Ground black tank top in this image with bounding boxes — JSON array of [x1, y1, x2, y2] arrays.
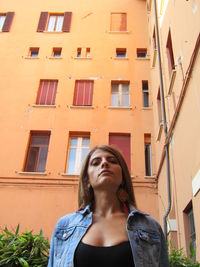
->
[[74, 241, 135, 267]]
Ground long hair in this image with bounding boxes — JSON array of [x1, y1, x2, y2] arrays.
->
[[78, 145, 135, 209]]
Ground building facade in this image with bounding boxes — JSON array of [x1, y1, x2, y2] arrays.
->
[[0, 0, 157, 239], [148, 0, 200, 260]]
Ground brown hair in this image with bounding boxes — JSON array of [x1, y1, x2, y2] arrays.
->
[[78, 145, 135, 209]]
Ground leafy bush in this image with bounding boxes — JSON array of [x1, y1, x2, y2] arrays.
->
[[169, 245, 200, 267], [0, 225, 49, 267]]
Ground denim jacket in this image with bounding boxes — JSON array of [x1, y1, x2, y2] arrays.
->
[[48, 205, 169, 267]]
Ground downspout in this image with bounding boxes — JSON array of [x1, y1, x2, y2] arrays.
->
[[153, 0, 171, 239]]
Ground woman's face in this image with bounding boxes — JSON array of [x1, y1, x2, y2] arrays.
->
[[87, 149, 123, 191]]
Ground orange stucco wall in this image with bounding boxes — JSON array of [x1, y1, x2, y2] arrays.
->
[[0, 0, 158, 239]]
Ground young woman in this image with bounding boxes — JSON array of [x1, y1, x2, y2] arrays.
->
[[48, 145, 169, 267]]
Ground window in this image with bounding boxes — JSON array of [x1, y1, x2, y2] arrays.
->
[[157, 88, 162, 124], [67, 136, 90, 174], [166, 29, 175, 77], [37, 12, 72, 32], [142, 81, 149, 107], [0, 12, 14, 32], [184, 203, 196, 260], [24, 132, 50, 172], [116, 48, 126, 58], [111, 81, 130, 107], [52, 47, 62, 57], [77, 48, 82, 58], [86, 48, 90, 58], [109, 133, 131, 170], [73, 80, 94, 106], [144, 134, 152, 176], [137, 48, 147, 58], [110, 13, 127, 31], [36, 80, 58, 105], [76, 47, 90, 58], [29, 48, 39, 58]]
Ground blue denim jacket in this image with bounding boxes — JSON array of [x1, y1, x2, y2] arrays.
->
[[48, 205, 169, 267]]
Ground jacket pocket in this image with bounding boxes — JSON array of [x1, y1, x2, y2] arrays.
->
[[54, 226, 76, 259], [137, 229, 161, 266]]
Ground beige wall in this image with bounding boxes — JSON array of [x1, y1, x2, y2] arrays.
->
[[149, 0, 200, 260]]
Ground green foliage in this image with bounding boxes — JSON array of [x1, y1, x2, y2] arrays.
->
[[0, 225, 50, 267], [169, 244, 200, 267]]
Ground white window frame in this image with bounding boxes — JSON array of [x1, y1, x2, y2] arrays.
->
[[111, 82, 130, 107], [0, 15, 6, 31], [67, 137, 90, 174]]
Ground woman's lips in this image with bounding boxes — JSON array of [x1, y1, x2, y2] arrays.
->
[[99, 170, 113, 176]]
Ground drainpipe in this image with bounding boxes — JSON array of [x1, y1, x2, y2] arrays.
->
[[153, 0, 171, 239]]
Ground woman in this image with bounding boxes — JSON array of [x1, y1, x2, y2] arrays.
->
[[48, 145, 169, 267]]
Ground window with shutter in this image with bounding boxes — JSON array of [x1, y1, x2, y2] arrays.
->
[[24, 132, 50, 172], [109, 133, 131, 170], [37, 12, 72, 32], [110, 13, 127, 31], [73, 80, 94, 106], [0, 12, 14, 32], [36, 80, 58, 105], [66, 136, 90, 174]]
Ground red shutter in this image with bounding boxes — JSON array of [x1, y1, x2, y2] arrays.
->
[[62, 12, 72, 32], [84, 81, 93, 105], [46, 80, 58, 105], [109, 134, 131, 170], [36, 80, 58, 105], [37, 12, 48, 32], [2, 12, 14, 32], [73, 80, 93, 106]]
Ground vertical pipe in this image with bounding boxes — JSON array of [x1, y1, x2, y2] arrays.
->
[[153, 0, 171, 239]]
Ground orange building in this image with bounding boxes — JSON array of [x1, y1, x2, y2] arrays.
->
[[148, 0, 200, 261], [0, 0, 157, 240]]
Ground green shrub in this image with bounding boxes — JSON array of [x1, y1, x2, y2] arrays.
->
[[0, 225, 49, 267], [169, 245, 200, 267]]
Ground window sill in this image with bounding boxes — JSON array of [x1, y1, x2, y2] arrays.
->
[[144, 175, 156, 179], [108, 106, 132, 110], [32, 104, 56, 108], [168, 69, 176, 95], [61, 173, 79, 177], [24, 56, 39, 59], [18, 171, 47, 176], [73, 57, 92, 60], [48, 57, 63, 60], [113, 57, 129, 60], [136, 57, 150, 61], [142, 107, 152, 110], [157, 122, 163, 141], [107, 30, 130, 34], [70, 105, 94, 109], [42, 31, 64, 34]]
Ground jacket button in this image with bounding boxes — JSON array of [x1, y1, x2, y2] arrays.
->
[[136, 237, 139, 244]]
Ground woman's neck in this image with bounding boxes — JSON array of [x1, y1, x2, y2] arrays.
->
[[92, 191, 123, 218]]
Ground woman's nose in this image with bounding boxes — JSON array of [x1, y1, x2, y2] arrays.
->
[[101, 158, 109, 168]]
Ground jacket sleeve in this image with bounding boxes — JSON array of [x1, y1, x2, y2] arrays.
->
[[159, 226, 170, 267], [48, 226, 57, 267]]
